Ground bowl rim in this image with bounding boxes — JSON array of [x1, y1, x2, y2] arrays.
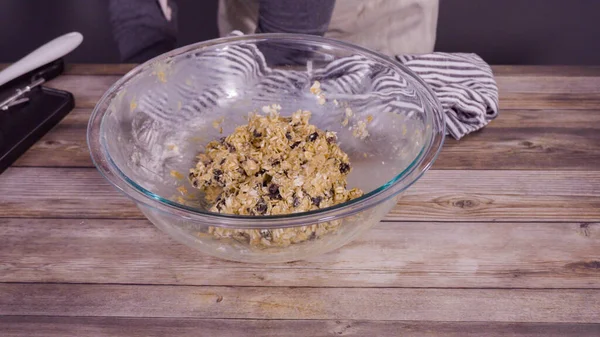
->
[[87, 33, 445, 228]]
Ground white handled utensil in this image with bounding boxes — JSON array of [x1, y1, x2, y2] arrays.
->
[[0, 32, 83, 110], [0, 32, 83, 87]]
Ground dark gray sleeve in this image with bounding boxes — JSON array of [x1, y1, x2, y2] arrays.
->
[[256, 0, 336, 36], [108, 0, 178, 62]]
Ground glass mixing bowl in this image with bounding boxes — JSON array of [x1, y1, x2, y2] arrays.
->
[[88, 33, 444, 263]]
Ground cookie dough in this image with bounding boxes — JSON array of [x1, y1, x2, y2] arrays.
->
[[188, 104, 363, 247]]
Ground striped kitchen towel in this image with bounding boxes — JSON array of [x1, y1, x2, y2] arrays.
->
[[137, 32, 498, 141], [396, 53, 498, 139], [230, 29, 500, 139]]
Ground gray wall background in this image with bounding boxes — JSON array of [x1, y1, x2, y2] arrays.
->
[[1, 0, 598, 65]]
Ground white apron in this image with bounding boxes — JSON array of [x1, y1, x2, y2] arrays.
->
[[217, 0, 439, 55]]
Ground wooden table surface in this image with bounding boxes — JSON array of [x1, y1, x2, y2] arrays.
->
[[1, 65, 599, 336]]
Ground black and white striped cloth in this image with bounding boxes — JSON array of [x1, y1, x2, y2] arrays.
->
[[138, 32, 498, 140], [396, 53, 498, 139]]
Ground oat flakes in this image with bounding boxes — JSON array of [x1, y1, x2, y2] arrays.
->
[[189, 105, 363, 248]]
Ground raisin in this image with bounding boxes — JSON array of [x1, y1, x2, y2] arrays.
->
[[311, 196, 323, 207], [225, 142, 236, 153], [219, 137, 226, 144], [290, 141, 301, 149], [253, 130, 262, 138], [255, 198, 268, 215], [292, 196, 300, 207], [263, 174, 273, 187], [285, 132, 292, 140], [268, 183, 282, 200], [307, 132, 318, 142], [324, 130, 337, 143], [268, 183, 279, 194], [219, 158, 226, 165], [339, 162, 350, 174], [213, 169, 224, 184], [192, 180, 198, 188], [215, 195, 225, 211], [271, 159, 280, 166]]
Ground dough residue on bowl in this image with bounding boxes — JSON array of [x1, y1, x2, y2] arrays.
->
[[188, 104, 363, 248]]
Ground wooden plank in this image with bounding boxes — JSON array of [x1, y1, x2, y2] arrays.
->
[[2, 64, 598, 77], [2, 317, 599, 337], [1, 219, 598, 288], [43, 71, 600, 109], [11, 108, 600, 170], [0, 284, 598, 322], [0, 168, 141, 219], [64, 64, 138, 76], [59, 64, 600, 77], [495, 68, 600, 109], [499, 93, 600, 110], [497, 77, 600, 94], [13, 109, 91, 167], [436, 126, 600, 170], [487, 109, 600, 129], [45, 75, 120, 109], [51, 71, 600, 98], [53, 66, 600, 115], [0, 64, 130, 76], [31, 107, 600, 132], [388, 170, 600, 222], [491, 65, 600, 77], [1, 168, 599, 221]]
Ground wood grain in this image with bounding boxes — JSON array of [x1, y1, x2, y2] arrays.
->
[[1, 284, 598, 322], [1, 64, 597, 110], [487, 109, 600, 129], [491, 66, 600, 77], [43, 70, 600, 109], [13, 109, 91, 167], [64, 64, 138, 76], [499, 93, 600, 110], [45, 75, 120, 109], [1, 168, 598, 221], [2, 66, 600, 333], [54, 64, 600, 77], [11, 108, 600, 170], [497, 76, 600, 95], [493, 68, 600, 109], [437, 126, 600, 170], [0, 219, 598, 288], [0, 168, 142, 219], [0, 64, 134, 75], [2, 316, 599, 337]]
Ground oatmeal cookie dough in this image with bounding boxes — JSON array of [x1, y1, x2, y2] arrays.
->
[[188, 104, 363, 247]]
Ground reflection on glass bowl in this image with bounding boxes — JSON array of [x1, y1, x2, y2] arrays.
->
[[87, 33, 444, 263]]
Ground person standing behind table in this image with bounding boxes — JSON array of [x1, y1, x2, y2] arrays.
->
[[108, 0, 438, 62], [109, 0, 335, 62]]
